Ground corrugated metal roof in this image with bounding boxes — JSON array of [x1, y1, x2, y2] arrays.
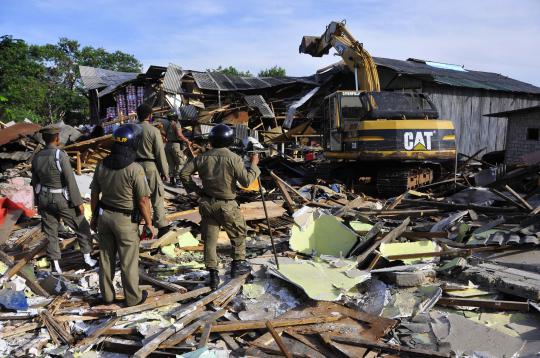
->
[[163, 63, 185, 94], [485, 105, 540, 118], [79, 65, 139, 91], [373, 57, 540, 94], [244, 95, 275, 118], [191, 71, 320, 91]]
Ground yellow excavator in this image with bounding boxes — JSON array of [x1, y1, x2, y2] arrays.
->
[[300, 21, 456, 195]]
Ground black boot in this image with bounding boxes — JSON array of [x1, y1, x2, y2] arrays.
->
[[208, 269, 220, 290], [170, 177, 177, 186], [231, 260, 251, 278], [157, 225, 171, 238]]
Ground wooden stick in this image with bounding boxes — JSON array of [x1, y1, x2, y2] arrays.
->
[[139, 271, 187, 293], [266, 320, 293, 358], [160, 309, 226, 349]]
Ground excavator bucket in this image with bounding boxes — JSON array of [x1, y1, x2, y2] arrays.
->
[[299, 36, 326, 57]]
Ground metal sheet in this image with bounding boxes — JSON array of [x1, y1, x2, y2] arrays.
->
[[283, 87, 320, 129], [79, 65, 139, 91], [163, 63, 185, 94], [0, 123, 41, 146], [244, 95, 275, 118]]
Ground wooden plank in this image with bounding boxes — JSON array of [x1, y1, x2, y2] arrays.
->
[[160, 309, 226, 349], [504, 185, 534, 211], [329, 335, 451, 358], [75, 317, 120, 348], [170, 274, 248, 320], [197, 323, 212, 349], [239, 201, 286, 221], [266, 320, 293, 358], [2, 239, 47, 281], [437, 297, 529, 311], [41, 310, 74, 345], [356, 218, 410, 265], [0, 322, 43, 338], [114, 287, 210, 317], [209, 315, 342, 333], [131, 307, 205, 357], [139, 271, 187, 293]]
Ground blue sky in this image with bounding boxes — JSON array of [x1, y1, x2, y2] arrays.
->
[[1, 0, 540, 85]]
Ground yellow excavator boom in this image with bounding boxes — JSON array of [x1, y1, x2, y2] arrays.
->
[[299, 21, 380, 92]]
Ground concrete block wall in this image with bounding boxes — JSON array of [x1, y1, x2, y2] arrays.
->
[[505, 111, 540, 164]]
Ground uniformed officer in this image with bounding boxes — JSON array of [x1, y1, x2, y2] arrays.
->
[[165, 114, 191, 186], [90, 124, 153, 306], [179, 124, 260, 289], [135, 104, 170, 237], [31, 126, 97, 273]]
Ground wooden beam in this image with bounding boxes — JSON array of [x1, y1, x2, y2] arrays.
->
[[266, 320, 293, 358]]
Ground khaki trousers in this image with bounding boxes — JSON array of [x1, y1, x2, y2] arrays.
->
[[38, 191, 93, 260], [97, 209, 141, 306], [139, 161, 168, 228], [199, 197, 246, 270]]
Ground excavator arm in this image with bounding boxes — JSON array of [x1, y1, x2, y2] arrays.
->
[[300, 21, 380, 92]]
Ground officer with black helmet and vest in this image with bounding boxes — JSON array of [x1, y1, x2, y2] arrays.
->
[[179, 124, 260, 290], [31, 125, 97, 273], [90, 124, 153, 306]]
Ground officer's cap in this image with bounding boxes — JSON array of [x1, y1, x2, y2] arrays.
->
[[40, 126, 61, 135]]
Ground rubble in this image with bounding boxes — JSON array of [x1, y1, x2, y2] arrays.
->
[[1, 62, 540, 358]]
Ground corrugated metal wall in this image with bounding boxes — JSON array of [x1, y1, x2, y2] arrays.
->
[[422, 85, 540, 156]]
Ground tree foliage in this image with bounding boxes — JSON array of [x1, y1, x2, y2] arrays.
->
[[0, 35, 142, 124], [258, 66, 286, 77], [209, 65, 252, 77]]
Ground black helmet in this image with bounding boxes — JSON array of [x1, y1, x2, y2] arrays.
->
[[208, 124, 234, 148], [113, 123, 142, 150]]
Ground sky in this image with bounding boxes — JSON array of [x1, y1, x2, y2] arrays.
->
[[1, 0, 540, 86]]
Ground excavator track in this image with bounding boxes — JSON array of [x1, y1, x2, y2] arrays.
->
[[376, 166, 433, 197]]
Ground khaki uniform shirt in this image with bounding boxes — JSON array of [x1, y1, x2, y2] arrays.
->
[[136, 120, 168, 176], [90, 162, 150, 211], [31, 144, 83, 207], [166, 121, 181, 142], [179, 147, 260, 200]]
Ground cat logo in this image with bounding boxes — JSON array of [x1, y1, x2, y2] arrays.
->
[[404, 131, 434, 151]]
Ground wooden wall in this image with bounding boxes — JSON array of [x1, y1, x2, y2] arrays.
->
[[422, 85, 540, 156]]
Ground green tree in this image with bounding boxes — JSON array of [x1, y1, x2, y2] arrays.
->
[[0, 36, 47, 122], [258, 66, 286, 77], [209, 65, 252, 77], [0, 35, 142, 124]]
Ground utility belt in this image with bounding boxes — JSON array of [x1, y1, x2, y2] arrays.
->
[[99, 201, 141, 223], [35, 185, 70, 201], [135, 158, 155, 163], [202, 194, 236, 202]]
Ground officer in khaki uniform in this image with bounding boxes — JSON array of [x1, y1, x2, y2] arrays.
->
[[90, 124, 154, 306], [135, 104, 170, 237], [31, 126, 96, 273], [165, 114, 191, 186], [180, 124, 260, 289]]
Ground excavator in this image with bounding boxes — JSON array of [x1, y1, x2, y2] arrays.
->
[[299, 21, 456, 195]]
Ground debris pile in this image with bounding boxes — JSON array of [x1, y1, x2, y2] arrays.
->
[[1, 125, 540, 358]]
